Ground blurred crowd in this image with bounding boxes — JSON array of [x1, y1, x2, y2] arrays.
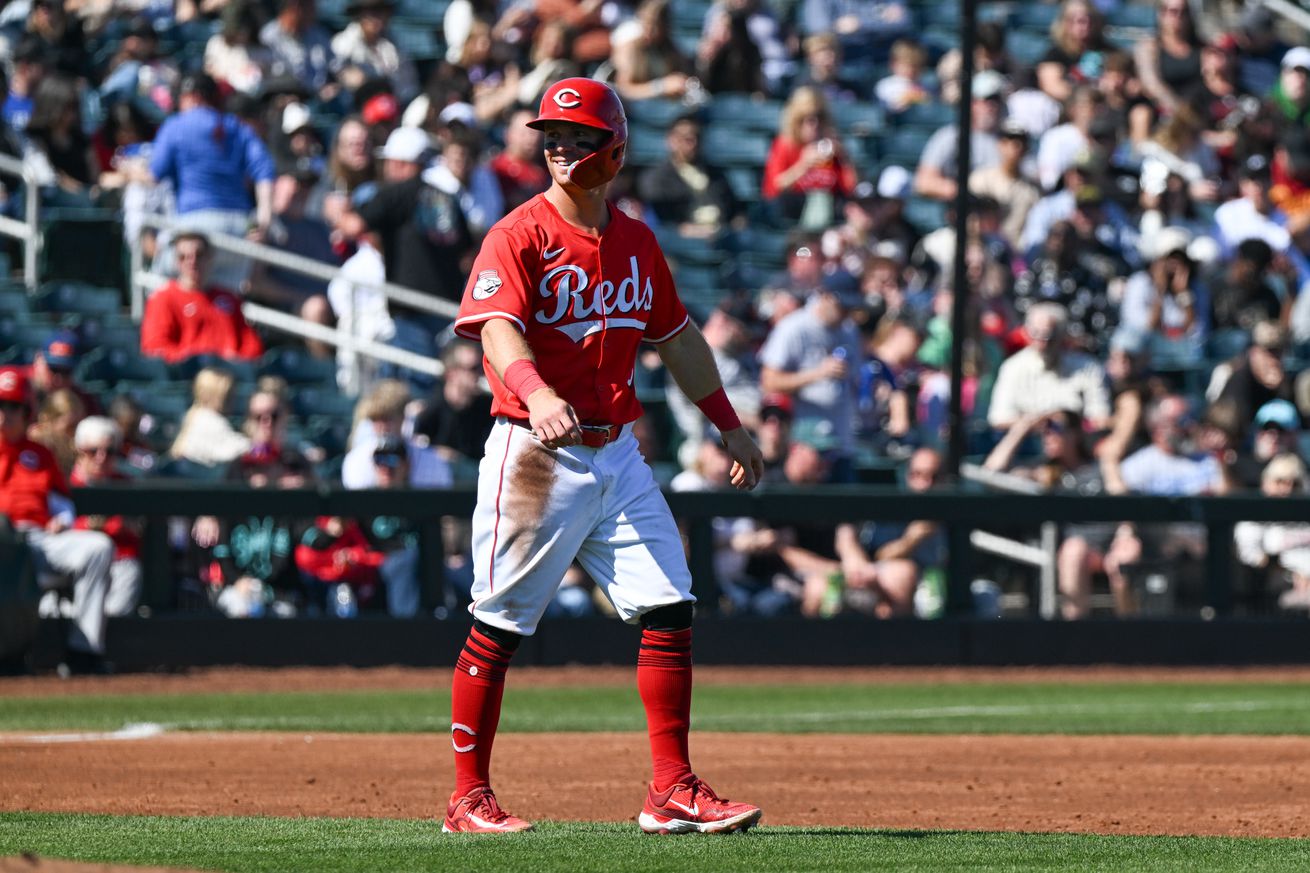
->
[[3, 0, 1310, 644]]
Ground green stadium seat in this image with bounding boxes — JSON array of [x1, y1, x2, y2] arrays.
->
[[625, 123, 670, 166], [396, 0, 450, 22], [1016, 3, 1060, 30], [391, 22, 441, 59], [724, 167, 761, 203], [709, 95, 783, 133], [1109, 4, 1157, 29], [293, 386, 357, 420], [166, 355, 260, 385], [0, 287, 30, 315], [701, 127, 771, 167], [893, 101, 953, 130], [259, 347, 338, 385], [34, 282, 122, 317], [77, 346, 172, 384], [831, 102, 884, 137], [1008, 29, 1050, 66], [627, 98, 690, 128], [877, 128, 933, 166]]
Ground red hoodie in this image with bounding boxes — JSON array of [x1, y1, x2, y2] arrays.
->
[[294, 516, 385, 585]]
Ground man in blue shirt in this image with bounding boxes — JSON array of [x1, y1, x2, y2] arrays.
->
[[148, 73, 277, 292]]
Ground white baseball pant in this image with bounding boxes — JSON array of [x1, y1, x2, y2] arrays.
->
[[468, 419, 694, 636]]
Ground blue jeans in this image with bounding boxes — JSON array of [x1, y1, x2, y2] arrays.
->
[[381, 547, 420, 618]]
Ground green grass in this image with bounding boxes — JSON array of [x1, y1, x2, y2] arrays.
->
[[2, 814, 1307, 873], [3, 682, 1310, 735]]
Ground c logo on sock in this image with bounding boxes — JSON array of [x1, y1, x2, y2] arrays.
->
[[451, 722, 477, 753]]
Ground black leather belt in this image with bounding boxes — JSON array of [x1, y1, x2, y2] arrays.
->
[[505, 418, 621, 448]]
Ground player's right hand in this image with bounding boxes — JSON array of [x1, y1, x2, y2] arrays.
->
[[526, 388, 584, 449]]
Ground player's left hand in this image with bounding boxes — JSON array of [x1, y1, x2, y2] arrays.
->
[[721, 427, 764, 491]]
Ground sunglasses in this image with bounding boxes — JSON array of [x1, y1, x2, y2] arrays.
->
[[251, 410, 281, 423]]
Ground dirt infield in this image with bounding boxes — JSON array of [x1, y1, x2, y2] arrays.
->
[[0, 857, 206, 873], [4, 667, 1310, 840]]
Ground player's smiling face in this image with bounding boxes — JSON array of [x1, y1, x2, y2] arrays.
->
[[541, 120, 604, 185]]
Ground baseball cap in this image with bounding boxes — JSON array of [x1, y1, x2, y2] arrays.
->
[[281, 101, 313, 135], [877, 165, 912, 200], [999, 118, 1029, 141], [1140, 225, 1193, 261], [0, 367, 29, 404], [372, 434, 407, 468], [819, 270, 863, 308], [1256, 399, 1300, 431], [42, 329, 79, 371], [375, 126, 430, 163], [1073, 183, 1104, 208], [1283, 46, 1310, 71], [362, 92, 400, 126], [971, 70, 1007, 100], [438, 101, 477, 128], [760, 392, 794, 421], [1240, 153, 1272, 181]]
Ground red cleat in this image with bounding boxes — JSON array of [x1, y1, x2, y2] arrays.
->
[[442, 787, 533, 833], [638, 777, 763, 834]]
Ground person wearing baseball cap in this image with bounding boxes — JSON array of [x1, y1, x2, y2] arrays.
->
[[1273, 46, 1310, 126], [970, 118, 1039, 248], [337, 122, 473, 391], [0, 366, 116, 674], [914, 70, 1005, 202], [331, 0, 419, 105], [27, 330, 100, 415]]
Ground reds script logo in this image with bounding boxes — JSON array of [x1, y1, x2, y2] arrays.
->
[[553, 88, 583, 109], [0, 371, 17, 394], [535, 256, 653, 342]]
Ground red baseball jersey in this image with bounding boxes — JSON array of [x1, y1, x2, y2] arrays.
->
[[454, 195, 690, 425], [0, 436, 69, 528]]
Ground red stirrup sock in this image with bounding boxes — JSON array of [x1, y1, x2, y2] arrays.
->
[[451, 624, 517, 797], [637, 627, 695, 791]]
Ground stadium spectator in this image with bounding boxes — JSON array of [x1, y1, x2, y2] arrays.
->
[[1019, 153, 1140, 263], [1013, 218, 1122, 355], [1038, 0, 1111, 103], [985, 408, 1102, 490], [261, 0, 336, 99], [531, 0, 614, 67], [313, 115, 375, 232], [23, 73, 97, 205], [638, 115, 740, 236], [1137, 106, 1221, 204], [488, 107, 550, 213], [1234, 452, 1310, 611], [169, 367, 251, 468], [1207, 238, 1285, 333], [0, 367, 115, 674], [228, 388, 314, 487], [855, 314, 919, 449], [341, 379, 452, 489], [67, 416, 142, 622], [697, 3, 767, 97], [970, 119, 1040, 249], [363, 434, 425, 616], [248, 168, 338, 356], [295, 513, 387, 615], [107, 394, 159, 474], [799, 0, 911, 54], [1232, 7, 1289, 98], [1097, 49, 1155, 150], [3, 36, 47, 135], [759, 275, 864, 482], [148, 73, 277, 291], [141, 231, 265, 365], [25, 330, 99, 415], [271, 102, 326, 179], [1208, 321, 1295, 442], [425, 131, 504, 238], [701, 0, 792, 95], [875, 38, 931, 114], [340, 125, 472, 388], [98, 18, 180, 113], [443, 0, 498, 66], [1213, 155, 1291, 259], [1117, 226, 1209, 362], [794, 33, 861, 106], [914, 70, 1005, 204], [838, 446, 946, 618], [762, 86, 858, 226], [204, 0, 275, 96], [28, 387, 84, 476], [937, 22, 1014, 108], [412, 338, 493, 476], [12, 0, 90, 81], [610, 0, 696, 103], [1134, 0, 1202, 115], [755, 392, 794, 484], [753, 440, 842, 617], [987, 302, 1112, 431], [1035, 85, 1109, 192], [667, 298, 763, 455], [331, 0, 419, 103]]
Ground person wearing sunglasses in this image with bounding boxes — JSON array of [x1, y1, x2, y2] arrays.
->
[[67, 416, 142, 625], [1234, 453, 1310, 611]]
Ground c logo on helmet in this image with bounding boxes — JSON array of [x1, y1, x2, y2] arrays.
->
[[553, 88, 583, 109], [0, 372, 15, 393]]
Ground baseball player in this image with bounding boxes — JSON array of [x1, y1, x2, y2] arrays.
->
[[443, 78, 765, 835]]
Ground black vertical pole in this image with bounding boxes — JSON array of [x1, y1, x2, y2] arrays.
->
[[945, 0, 978, 615]]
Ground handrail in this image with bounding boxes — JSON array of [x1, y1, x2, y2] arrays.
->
[[133, 214, 459, 321], [1259, 0, 1310, 36], [961, 462, 1060, 618], [131, 268, 444, 378], [0, 151, 45, 291]]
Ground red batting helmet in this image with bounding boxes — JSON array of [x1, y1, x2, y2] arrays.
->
[[528, 78, 627, 189]]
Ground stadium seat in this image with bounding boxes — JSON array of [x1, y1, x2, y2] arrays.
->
[[701, 127, 771, 167], [259, 347, 338, 385], [904, 196, 948, 233], [893, 101, 954, 131], [657, 232, 730, 267], [724, 167, 762, 203], [0, 286, 30, 315], [710, 95, 783, 133], [878, 128, 933, 166], [34, 283, 122, 318], [831, 101, 883, 137], [1016, 3, 1060, 30], [626, 123, 671, 166], [293, 386, 358, 420], [76, 346, 172, 384], [38, 211, 124, 288], [1108, 4, 1157, 29], [396, 0, 450, 22], [627, 98, 690, 128], [1008, 29, 1051, 66], [390, 23, 441, 60]]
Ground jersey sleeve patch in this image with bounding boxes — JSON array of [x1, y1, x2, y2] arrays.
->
[[471, 270, 503, 300]]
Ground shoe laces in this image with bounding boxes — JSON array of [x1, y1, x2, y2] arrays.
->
[[686, 777, 726, 805], [467, 788, 512, 823]]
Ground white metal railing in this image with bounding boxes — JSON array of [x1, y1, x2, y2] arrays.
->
[[1260, 0, 1310, 35], [129, 215, 456, 387], [961, 463, 1060, 619], [0, 152, 45, 290]]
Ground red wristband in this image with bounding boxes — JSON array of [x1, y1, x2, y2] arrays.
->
[[502, 359, 549, 402], [695, 387, 742, 433]]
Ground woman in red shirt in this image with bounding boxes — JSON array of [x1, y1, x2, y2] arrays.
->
[[761, 86, 858, 226]]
